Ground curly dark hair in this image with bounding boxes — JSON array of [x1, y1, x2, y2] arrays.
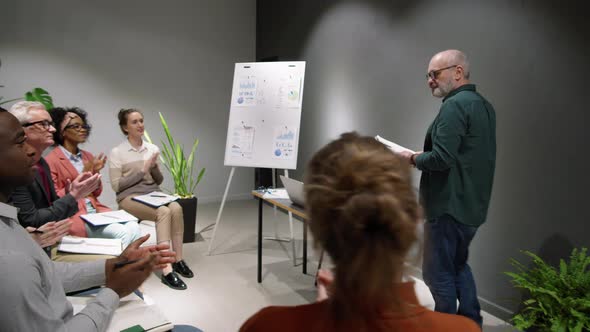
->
[[49, 107, 91, 146]]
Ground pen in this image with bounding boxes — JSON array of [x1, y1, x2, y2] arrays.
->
[[103, 215, 120, 220], [31, 229, 44, 234], [113, 259, 139, 270], [149, 194, 167, 198]]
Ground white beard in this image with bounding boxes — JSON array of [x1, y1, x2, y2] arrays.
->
[[432, 79, 453, 98]]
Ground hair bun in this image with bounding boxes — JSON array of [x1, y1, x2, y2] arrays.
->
[[304, 132, 420, 318], [339, 190, 415, 244]]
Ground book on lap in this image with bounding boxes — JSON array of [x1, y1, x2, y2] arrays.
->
[[58, 236, 122, 256], [131, 191, 179, 208], [81, 210, 139, 226]]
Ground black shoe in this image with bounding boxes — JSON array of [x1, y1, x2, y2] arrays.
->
[[172, 260, 194, 278], [161, 272, 187, 290]]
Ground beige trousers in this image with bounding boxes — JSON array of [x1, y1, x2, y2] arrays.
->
[[119, 195, 184, 244]]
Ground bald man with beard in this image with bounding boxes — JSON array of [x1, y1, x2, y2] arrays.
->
[[400, 50, 496, 328]]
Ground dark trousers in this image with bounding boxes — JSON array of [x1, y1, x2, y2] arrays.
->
[[422, 214, 483, 327]]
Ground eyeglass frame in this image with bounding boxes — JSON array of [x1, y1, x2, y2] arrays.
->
[[426, 64, 458, 80], [22, 120, 55, 131], [64, 123, 92, 132]]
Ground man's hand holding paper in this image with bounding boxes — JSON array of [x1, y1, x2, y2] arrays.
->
[[375, 135, 415, 154]]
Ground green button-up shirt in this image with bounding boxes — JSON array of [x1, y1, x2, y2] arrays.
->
[[415, 84, 496, 227]]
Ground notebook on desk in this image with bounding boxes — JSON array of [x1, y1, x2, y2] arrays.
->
[[279, 175, 305, 207]]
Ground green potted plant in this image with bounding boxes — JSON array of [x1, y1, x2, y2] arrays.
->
[[145, 112, 205, 243], [0, 87, 54, 110], [504, 247, 590, 331]]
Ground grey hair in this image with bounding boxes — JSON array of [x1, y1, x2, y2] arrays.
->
[[446, 49, 471, 79], [8, 101, 46, 124]]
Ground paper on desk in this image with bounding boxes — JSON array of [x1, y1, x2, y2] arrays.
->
[[262, 188, 290, 199], [375, 135, 415, 154]]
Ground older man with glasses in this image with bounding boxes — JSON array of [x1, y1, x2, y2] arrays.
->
[[8, 101, 101, 258], [399, 50, 496, 328]]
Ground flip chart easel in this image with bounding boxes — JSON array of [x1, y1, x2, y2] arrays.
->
[[208, 61, 305, 257]]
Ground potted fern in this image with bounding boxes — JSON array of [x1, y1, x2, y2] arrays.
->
[[505, 247, 590, 331], [145, 112, 205, 243]]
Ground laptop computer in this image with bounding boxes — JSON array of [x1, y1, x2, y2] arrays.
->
[[279, 175, 305, 207]]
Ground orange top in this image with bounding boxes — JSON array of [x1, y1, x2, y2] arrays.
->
[[240, 282, 480, 332]]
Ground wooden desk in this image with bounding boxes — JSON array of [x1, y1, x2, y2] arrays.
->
[[252, 190, 308, 283]]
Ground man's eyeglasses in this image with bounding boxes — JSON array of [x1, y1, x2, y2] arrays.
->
[[22, 120, 55, 131], [426, 65, 458, 80], [65, 124, 91, 131]]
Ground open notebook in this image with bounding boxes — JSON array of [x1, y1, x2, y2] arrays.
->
[[81, 210, 139, 227], [131, 191, 179, 208], [68, 292, 173, 332], [58, 236, 122, 256]]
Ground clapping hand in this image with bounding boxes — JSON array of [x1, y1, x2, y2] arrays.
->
[[27, 219, 72, 248], [142, 152, 159, 174], [66, 172, 101, 200], [83, 153, 107, 174], [118, 234, 176, 270], [105, 234, 177, 297], [105, 253, 159, 298]]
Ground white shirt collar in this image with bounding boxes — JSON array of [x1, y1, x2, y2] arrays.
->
[[125, 139, 148, 153], [0, 202, 18, 220], [59, 145, 82, 161]]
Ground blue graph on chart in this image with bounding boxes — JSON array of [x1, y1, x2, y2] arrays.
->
[[239, 81, 256, 89], [273, 126, 297, 160], [276, 131, 295, 140], [236, 77, 257, 106]]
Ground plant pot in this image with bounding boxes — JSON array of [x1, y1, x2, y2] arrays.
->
[[177, 196, 197, 243]]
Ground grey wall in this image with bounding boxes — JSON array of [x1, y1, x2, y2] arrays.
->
[[0, 0, 256, 208], [2, 0, 588, 319], [257, 0, 590, 319]]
